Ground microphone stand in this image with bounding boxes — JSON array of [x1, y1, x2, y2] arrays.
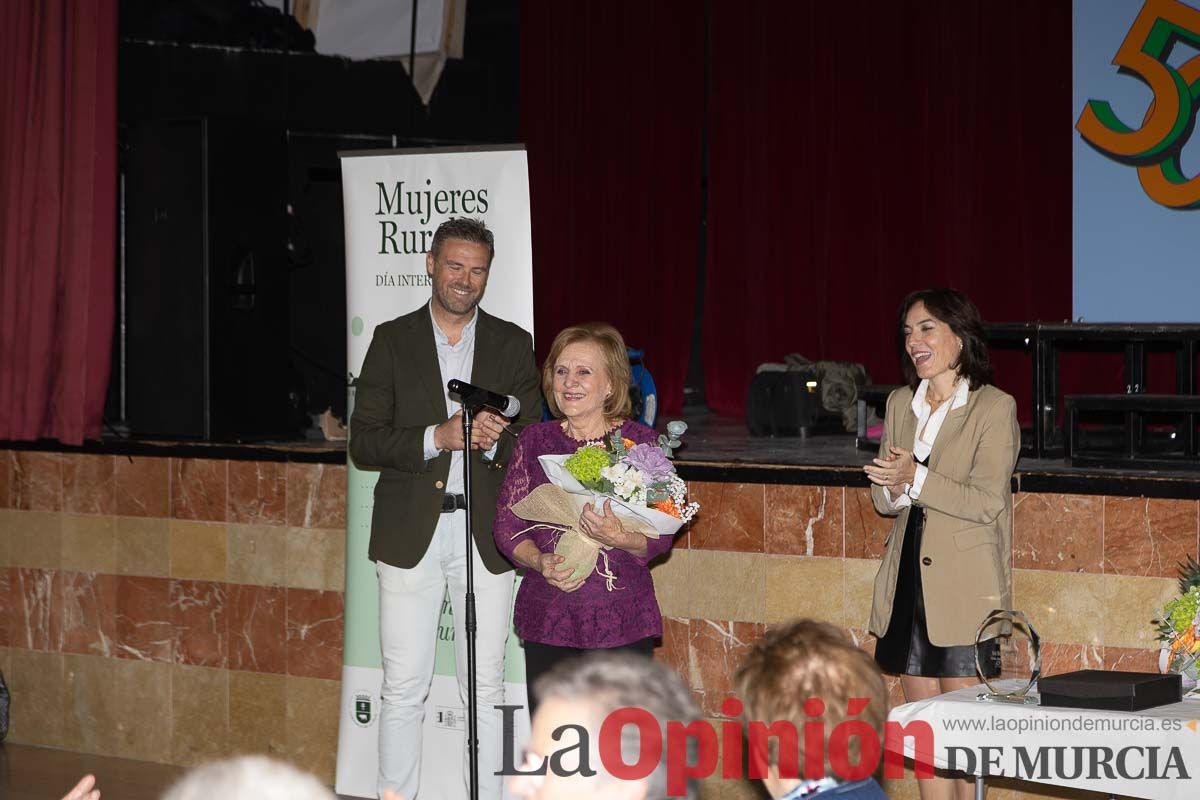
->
[[460, 404, 480, 800]]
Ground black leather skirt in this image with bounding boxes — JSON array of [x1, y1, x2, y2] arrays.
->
[[874, 506, 999, 678]]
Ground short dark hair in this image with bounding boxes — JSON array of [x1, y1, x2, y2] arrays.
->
[[534, 652, 702, 799], [429, 217, 494, 264], [896, 287, 993, 391]]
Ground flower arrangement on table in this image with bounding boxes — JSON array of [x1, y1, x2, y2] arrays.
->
[[1154, 555, 1200, 697], [509, 421, 699, 590]]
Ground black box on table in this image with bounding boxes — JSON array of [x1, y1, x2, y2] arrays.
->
[[1038, 670, 1182, 712]]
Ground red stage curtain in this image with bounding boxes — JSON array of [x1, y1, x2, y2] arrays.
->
[[703, 0, 1072, 418], [520, 0, 704, 414], [0, 0, 117, 443]]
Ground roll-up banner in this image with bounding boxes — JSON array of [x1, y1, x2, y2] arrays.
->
[[336, 145, 533, 799]]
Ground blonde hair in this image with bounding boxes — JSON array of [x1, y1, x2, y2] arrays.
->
[[542, 323, 633, 420], [734, 619, 888, 778]]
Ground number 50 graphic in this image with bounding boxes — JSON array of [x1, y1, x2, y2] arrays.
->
[[1076, 0, 1200, 209]]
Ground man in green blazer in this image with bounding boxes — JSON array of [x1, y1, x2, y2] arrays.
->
[[350, 218, 542, 800]]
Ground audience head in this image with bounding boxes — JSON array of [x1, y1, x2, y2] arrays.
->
[[896, 287, 992, 390], [734, 619, 888, 794], [160, 756, 335, 800], [509, 651, 702, 800], [542, 323, 633, 421]]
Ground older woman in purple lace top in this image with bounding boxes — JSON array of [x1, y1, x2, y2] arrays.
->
[[493, 323, 675, 707]]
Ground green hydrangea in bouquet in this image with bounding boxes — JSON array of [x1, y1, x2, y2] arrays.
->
[[1154, 556, 1200, 696]]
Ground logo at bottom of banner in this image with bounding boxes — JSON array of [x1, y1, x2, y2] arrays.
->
[[353, 691, 375, 727]]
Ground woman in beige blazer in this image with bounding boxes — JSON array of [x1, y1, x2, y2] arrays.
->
[[863, 288, 1020, 800]]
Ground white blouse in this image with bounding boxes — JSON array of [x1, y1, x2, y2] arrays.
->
[[883, 378, 969, 510]]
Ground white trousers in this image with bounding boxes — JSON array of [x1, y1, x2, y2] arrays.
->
[[376, 510, 515, 800]]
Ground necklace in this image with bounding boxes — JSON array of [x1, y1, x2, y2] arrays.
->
[[562, 418, 618, 447]]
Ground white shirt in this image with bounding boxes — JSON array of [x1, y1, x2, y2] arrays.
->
[[419, 304, 496, 494], [883, 378, 969, 510]]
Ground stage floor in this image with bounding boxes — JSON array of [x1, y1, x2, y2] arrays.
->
[[669, 408, 1200, 498], [9, 406, 1200, 500]]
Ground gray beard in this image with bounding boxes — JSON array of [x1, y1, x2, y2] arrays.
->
[[433, 289, 481, 316]]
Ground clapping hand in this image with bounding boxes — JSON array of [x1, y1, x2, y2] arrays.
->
[[863, 446, 917, 498]]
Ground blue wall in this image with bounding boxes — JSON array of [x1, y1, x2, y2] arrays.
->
[[1073, 0, 1200, 322]]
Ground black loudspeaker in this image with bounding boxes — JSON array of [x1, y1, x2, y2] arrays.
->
[[123, 117, 292, 440], [745, 369, 820, 436]]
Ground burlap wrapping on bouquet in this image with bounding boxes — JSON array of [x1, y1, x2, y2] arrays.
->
[[510, 484, 656, 590]]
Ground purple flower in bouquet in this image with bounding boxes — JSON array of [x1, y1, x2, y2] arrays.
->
[[625, 443, 675, 482]]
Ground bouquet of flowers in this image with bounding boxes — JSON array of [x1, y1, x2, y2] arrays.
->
[[509, 421, 699, 590], [1154, 556, 1200, 697]]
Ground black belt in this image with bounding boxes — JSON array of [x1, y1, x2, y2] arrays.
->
[[441, 493, 467, 513]]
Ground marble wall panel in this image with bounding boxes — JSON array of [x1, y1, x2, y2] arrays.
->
[[285, 676, 341, 784], [1013, 493, 1103, 573], [171, 664, 230, 766], [1103, 497, 1198, 578], [1102, 646, 1161, 672], [285, 589, 344, 680], [228, 584, 288, 674], [0, 510, 13, 566], [689, 619, 764, 717], [286, 463, 346, 529], [169, 520, 227, 582], [228, 461, 287, 526], [688, 550, 766, 623], [1102, 574, 1178, 650], [229, 670, 288, 759], [228, 524, 287, 586], [63, 653, 120, 756], [844, 487, 891, 560], [0, 567, 10, 646], [60, 514, 116, 574], [113, 658, 173, 763], [115, 517, 170, 577], [11, 452, 63, 511], [1012, 570, 1105, 646], [687, 482, 765, 553], [285, 527, 346, 591], [765, 485, 843, 557], [763, 556, 845, 626], [650, 548, 690, 619], [58, 571, 118, 657], [170, 579, 228, 669], [170, 458, 228, 523], [9, 510, 62, 569], [8, 648, 65, 747], [114, 456, 170, 518], [12, 567, 57, 651], [0, 450, 12, 507], [63, 455, 115, 515], [1037, 642, 1103, 677], [655, 616, 690, 683], [114, 575, 173, 662]]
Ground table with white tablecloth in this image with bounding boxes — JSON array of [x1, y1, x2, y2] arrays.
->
[[885, 680, 1200, 800]]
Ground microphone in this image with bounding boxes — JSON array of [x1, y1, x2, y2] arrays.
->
[[447, 379, 522, 417]]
